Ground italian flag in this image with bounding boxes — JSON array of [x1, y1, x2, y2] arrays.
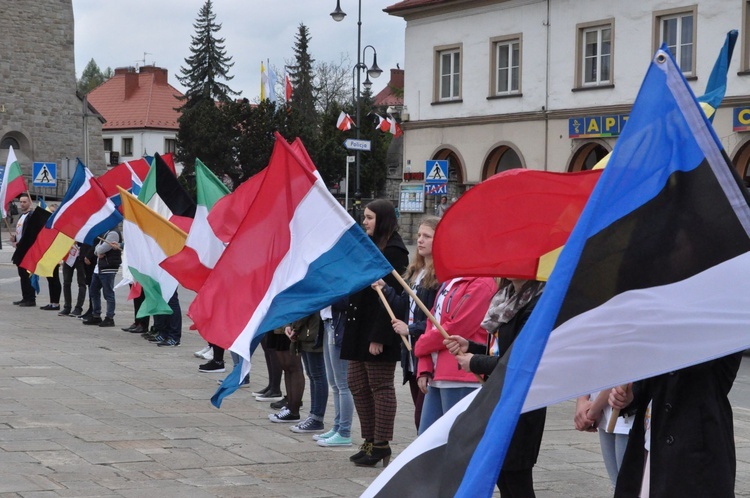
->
[[0, 146, 27, 217], [119, 187, 187, 317]]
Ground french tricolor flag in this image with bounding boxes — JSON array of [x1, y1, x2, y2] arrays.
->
[[189, 133, 393, 407], [46, 160, 123, 245]]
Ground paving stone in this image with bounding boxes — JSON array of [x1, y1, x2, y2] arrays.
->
[[1, 247, 749, 496]]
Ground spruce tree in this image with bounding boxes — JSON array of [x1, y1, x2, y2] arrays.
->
[[177, 0, 238, 110], [288, 23, 319, 145], [176, 0, 239, 178]]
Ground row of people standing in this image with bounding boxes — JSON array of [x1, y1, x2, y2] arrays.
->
[[339, 199, 549, 496]]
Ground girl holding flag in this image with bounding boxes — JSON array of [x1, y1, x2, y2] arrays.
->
[[341, 199, 409, 468], [373, 216, 442, 431]]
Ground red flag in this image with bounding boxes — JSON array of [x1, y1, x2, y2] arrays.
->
[[336, 111, 355, 131], [375, 114, 390, 132], [98, 158, 150, 198], [160, 153, 177, 176], [433, 168, 602, 282], [127, 281, 143, 301], [285, 72, 293, 101]]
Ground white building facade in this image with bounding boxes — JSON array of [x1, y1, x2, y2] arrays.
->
[[387, 0, 750, 194]]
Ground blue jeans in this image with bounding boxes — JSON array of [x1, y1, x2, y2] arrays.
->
[[599, 429, 629, 488], [323, 320, 353, 437], [300, 350, 328, 422], [152, 291, 181, 341], [90, 272, 116, 318], [419, 385, 478, 435]]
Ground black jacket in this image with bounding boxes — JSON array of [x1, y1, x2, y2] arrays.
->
[[614, 352, 742, 498], [467, 293, 546, 473], [340, 232, 409, 363], [382, 278, 438, 384]]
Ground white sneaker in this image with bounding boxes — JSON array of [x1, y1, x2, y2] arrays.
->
[[193, 345, 211, 358], [199, 348, 213, 360]]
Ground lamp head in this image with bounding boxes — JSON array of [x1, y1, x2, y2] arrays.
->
[[367, 52, 382, 78], [330, 0, 346, 21]]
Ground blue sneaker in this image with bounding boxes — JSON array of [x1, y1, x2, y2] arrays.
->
[[156, 337, 180, 347], [317, 432, 352, 447], [313, 428, 337, 441]]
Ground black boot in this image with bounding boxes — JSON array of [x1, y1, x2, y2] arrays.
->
[[354, 442, 391, 467], [349, 439, 373, 462]]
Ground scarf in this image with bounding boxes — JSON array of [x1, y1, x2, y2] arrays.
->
[[481, 280, 545, 334]]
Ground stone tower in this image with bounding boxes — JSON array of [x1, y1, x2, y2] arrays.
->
[[0, 0, 105, 196]]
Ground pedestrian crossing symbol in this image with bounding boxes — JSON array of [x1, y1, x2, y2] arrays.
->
[[32, 162, 57, 187], [425, 160, 448, 183]]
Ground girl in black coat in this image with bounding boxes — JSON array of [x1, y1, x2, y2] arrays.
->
[[609, 353, 742, 497], [340, 199, 409, 467], [375, 216, 441, 431], [445, 279, 547, 498]]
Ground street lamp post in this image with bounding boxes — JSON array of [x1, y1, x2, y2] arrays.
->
[[331, 0, 382, 222]]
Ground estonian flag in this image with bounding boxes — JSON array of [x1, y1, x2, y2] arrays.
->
[[364, 45, 750, 498]]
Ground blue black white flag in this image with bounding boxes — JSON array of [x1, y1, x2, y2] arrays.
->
[[364, 44, 750, 498]]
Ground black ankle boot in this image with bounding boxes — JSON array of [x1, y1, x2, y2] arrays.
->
[[349, 439, 373, 462], [354, 442, 391, 467]]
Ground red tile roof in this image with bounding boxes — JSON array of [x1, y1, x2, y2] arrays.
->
[[87, 66, 183, 131], [374, 68, 404, 107]]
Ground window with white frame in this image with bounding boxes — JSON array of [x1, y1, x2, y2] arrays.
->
[[494, 38, 520, 95], [436, 46, 461, 101], [582, 26, 612, 85], [656, 9, 696, 75]]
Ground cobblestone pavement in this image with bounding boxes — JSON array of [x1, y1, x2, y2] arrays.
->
[[0, 245, 748, 497]]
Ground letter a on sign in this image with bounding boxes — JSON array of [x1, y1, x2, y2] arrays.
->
[[426, 160, 448, 181]]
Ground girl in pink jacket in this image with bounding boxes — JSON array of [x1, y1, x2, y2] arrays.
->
[[414, 276, 496, 434]]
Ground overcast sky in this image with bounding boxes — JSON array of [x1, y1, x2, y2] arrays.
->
[[72, 0, 406, 99]]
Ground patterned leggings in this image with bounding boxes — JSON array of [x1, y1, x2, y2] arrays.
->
[[348, 360, 397, 441]]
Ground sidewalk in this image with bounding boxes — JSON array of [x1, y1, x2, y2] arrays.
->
[[0, 245, 749, 496]]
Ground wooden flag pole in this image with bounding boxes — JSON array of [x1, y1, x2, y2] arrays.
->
[[97, 236, 116, 247], [390, 270, 484, 384], [606, 409, 620, 433], [374, 286, 412, 351], [607, 384, 629, 433], [391, 270, 449, 338]]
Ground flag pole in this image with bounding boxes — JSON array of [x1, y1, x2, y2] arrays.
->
[[606, 410, 620, 433], [391, 269, 449, 338], [607, 384, 629, 433], [391, 269, 484, 383], [374, 286, 412, 351]]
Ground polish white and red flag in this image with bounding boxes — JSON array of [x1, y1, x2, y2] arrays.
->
[[336, 111, 355, 131]]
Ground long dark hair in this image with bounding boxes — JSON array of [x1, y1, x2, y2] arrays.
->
[[366, 199, 399, 250]]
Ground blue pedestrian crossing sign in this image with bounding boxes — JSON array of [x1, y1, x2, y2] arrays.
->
[[425, 160, 448, 183], [33, 162, 57, 187]]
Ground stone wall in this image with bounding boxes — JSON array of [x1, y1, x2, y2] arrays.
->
[[0, 0, 105, 197]]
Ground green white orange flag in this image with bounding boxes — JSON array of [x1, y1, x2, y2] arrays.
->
[[118, 187, 187, 317], [0, 146, 27, 218], [160, 158, 229, 291]]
